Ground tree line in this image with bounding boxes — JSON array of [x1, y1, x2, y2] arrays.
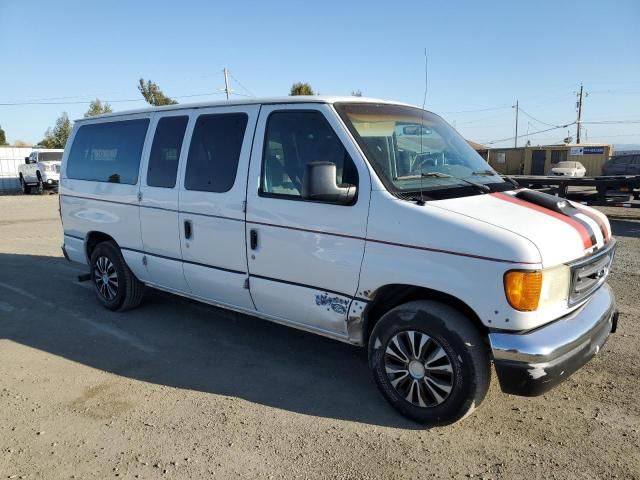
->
[[4, 79, 361, 148]]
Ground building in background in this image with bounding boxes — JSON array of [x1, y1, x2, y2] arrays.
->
[[485, 144, 613, 176], [0, 146, 33, 192]]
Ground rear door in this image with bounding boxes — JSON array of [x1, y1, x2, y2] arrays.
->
[[139, 113, 191, 293], [245, 104, 370, 339], [178, 105, 259, 309]]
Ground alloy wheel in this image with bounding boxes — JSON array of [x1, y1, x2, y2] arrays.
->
[[384, 330, 454, 407], [93, 256, 119, 301]]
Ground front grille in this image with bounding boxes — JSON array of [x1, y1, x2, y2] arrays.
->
[[568, 239, 616, 306]]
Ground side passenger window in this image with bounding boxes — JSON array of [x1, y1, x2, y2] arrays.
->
[[184, 113, 248, 193], [66, 119, 149, 184], [261, 111, 358, 198], [147, 116, 188, 188]]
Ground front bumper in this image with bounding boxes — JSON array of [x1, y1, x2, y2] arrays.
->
[[489, 284, 617, 396]]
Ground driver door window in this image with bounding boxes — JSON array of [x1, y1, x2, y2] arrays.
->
[[261, 111, 358, 199]]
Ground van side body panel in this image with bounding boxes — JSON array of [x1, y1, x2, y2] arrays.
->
[[60, 113, 153, 281], [359, 190, 546, 332]]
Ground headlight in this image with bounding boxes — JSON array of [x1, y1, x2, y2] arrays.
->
[[504, 265, 570, 312]]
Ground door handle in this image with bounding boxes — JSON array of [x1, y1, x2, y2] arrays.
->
[[184, 220, 192, 240], [250, 229, 258, 250]]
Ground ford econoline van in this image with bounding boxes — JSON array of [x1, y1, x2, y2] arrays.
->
[[60, 97, 618, 425]]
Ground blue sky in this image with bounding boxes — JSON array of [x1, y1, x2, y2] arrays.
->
[[1, 0, 639, 147]]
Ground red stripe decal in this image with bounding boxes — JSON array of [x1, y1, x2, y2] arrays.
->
[[573, 203, 609, 242], [491, 192, 593, 249]]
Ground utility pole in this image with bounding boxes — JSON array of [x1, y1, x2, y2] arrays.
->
[[513, 100, 519, 148], [223, 67, 231, 100], [576, 83, 584, 144]]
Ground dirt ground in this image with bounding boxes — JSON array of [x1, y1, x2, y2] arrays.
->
[[1, 194, 639, 480]]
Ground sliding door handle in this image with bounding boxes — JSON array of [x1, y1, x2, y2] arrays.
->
[[250, 229, 258, 250], [184, 220, 193, 240]]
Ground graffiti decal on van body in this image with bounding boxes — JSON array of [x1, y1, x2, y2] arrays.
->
[[315, 293, 349, 315]]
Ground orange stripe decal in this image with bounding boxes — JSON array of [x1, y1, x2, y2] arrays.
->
[[491, 192, 593, 249]]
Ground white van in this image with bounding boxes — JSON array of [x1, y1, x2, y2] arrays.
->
[[60, 97, 618, 425]]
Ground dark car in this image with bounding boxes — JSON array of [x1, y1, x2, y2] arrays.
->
[[602, 154, 640, 176], [600, 154, 640, 199]]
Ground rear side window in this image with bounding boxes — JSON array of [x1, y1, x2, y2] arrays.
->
[[67, 119, 149, 184], [184, 113, 248, 193], [147, 116, 188, 188]]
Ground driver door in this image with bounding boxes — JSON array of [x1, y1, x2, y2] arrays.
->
[[245, 104, 371, 339]]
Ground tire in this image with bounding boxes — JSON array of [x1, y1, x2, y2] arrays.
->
[[90, 241, 145, 311], [19, 175, 31, 194], [368, 300, 490, 426], [35, 173, 44, 194]]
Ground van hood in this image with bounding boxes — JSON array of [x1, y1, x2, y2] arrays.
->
[[430, 190, 611, 267]]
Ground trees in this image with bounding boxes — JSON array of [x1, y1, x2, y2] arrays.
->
[[0, 125, 7, 145], [84, 98, 113, 117], [40, 113, 72, 149], [289, 82, 314, 96], [138, 78, 178, 106], [14, 140, 31, 147]]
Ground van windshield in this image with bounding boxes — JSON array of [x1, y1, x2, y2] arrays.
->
[[335, 103, 507, 196]]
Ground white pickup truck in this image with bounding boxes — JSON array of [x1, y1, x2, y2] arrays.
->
[[18, 148, 63, 193]]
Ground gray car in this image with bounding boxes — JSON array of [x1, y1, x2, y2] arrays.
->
[[601, 154, 640, 176]]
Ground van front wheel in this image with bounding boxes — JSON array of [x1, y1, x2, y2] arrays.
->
[[90, 241, 145, 311], [368, 300, 490, 426]]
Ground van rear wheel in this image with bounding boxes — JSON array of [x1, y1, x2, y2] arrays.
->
[[90, 241, 145, 311], [368, 300, 490, 426]]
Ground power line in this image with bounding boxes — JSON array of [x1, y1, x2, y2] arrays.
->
[[582, 120, 640, 124], [0, 90, 227, 106], [441, 105, 511, 114], [482, 122, 576, 145], [517, 107, 563, 128], [227, 71, 255, 97]]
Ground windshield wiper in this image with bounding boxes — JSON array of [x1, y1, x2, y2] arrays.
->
[[394, 171, 491, 193], [474, 169, 519, 188]]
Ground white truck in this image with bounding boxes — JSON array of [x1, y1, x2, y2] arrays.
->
[[18, 148, 63, 193]]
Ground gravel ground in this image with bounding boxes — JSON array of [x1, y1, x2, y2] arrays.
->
[[0, 195, 639, 480]]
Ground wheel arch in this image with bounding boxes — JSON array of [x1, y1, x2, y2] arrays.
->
[[85, 231, 118, 263], [361, 284, 488, 345]]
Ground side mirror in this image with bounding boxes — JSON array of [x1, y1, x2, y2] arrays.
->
[[301, 162, 356, 205], [25, 157, 31, 164]]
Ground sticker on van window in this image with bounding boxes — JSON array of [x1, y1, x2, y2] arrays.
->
[[315, 293, 349, 315]]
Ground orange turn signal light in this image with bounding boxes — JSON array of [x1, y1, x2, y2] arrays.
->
[[504, 270, 542, 311]]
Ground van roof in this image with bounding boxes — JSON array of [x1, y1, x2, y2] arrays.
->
[[74, 96, 414, 122]]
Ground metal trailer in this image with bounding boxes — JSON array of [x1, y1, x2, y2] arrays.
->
[[506, 175, 640, 204]]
